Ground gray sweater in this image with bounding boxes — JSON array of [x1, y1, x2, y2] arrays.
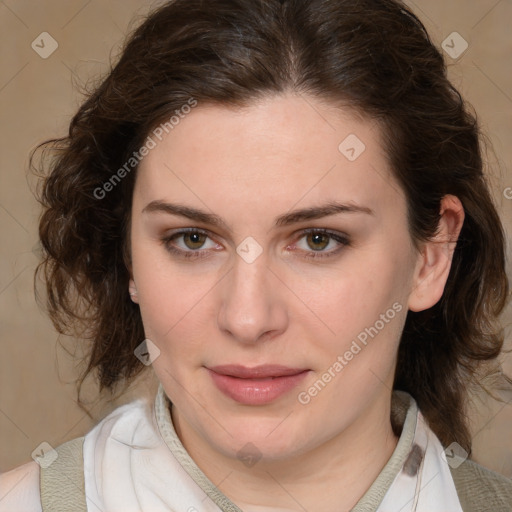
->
[[38, 389, 512, 511]]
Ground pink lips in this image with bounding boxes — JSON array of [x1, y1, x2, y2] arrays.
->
[[207, 364, 310, 405]]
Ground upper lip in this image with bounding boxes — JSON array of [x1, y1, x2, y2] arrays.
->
[[208, 364, 308, 379]]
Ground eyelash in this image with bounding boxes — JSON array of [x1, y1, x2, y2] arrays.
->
[[161, 227, 350, 261]]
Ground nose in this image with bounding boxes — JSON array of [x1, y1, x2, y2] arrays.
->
[[217, 251, 288, 345]]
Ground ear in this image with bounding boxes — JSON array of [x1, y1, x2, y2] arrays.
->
[[407, 195, 465, 312], [129, 278, 139, 304]]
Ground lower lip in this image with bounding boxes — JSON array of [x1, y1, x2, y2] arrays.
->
[[208, 369, 310, 405]]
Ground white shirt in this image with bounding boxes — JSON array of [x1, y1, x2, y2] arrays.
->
[[0, 385, 463, 511]]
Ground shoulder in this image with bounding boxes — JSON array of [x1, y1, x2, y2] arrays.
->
[[0, 460, 42, 512], [0, 397, 155, 512], [450, 458, 512, 512], [0, 436, 87, 512], [39, 436, 86, 512]]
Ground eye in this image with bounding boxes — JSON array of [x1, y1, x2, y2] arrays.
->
[[161, 227, 349, 261], [161, 228, 222, 260], [290, 229, 350, 259], [178, 231, 209, 250]]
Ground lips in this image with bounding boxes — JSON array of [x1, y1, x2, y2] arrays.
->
[[207, 364, 310, 405], [209, 364, 307, 379]]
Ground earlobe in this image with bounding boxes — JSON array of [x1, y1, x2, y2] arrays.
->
[[407, 195, 465, 312], [129, 279, 139, 303]]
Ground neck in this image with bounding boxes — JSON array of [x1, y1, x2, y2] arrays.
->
[[171, 392, 399, 512]]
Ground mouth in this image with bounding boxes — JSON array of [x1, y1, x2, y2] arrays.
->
[[207, 364, 310, 405]]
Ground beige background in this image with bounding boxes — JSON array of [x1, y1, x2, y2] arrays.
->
[[0, 0, 511, 477]]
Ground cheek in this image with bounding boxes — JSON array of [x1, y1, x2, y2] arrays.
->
[[130, 241, 215, 353], [296, 253, 409, 350], [131, 220, 415, 371]]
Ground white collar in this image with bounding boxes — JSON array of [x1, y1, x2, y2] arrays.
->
[[82, 384, 463, 512]]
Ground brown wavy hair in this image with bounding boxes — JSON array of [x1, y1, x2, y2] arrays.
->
[[32, 0, 510, 453]]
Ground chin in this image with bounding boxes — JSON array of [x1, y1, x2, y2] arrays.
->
[[205, 414, 312, 462]]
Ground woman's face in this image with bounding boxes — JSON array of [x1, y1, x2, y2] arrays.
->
[[129, 93, 422, 462]]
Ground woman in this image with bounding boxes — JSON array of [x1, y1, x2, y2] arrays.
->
[[1, 0, 511, 510]]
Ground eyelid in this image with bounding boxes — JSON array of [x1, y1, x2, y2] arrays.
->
[[287, 228, 350, 258], [161, 227, 222, 255], [161, 227, 350, 260]]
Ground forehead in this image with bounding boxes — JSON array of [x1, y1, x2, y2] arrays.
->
[[134, 94, 403, 224]]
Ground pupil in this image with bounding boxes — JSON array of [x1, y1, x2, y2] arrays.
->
[[186, 232, 204, 249], [309, 233, 328, 251]]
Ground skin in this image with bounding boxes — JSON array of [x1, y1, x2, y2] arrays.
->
[[128, 93, 464, 512]]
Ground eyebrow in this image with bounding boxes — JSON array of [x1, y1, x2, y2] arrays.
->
[[142, 200, 374, 230]]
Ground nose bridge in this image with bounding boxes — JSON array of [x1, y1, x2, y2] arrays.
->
[[217, 251, 287, 343], [232, 252, 268, 302]]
